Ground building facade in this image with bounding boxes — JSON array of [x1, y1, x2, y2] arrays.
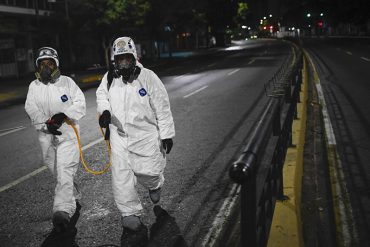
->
[[0, 0, 59, 78]]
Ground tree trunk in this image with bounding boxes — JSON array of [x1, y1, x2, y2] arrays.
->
[[101, 37, 110, 68]]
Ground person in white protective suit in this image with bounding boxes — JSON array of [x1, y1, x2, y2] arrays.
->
[[96, 37, 175, 245], [25, 47, 86, 238]]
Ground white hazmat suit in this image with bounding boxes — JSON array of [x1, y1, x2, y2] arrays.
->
[[25, 75, 86, 217], [96, 63, 175, 217]]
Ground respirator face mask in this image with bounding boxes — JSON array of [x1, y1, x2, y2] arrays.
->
[[115, 54, 136, 82], [36, 59, 60, 84]]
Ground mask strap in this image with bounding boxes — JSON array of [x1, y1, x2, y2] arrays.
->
[[35, 71, 41, 81]]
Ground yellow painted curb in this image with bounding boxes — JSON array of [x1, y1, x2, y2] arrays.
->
[[267, 57, 308, 247], [0, 91, 21, 102], [81, 74, 103, 83]]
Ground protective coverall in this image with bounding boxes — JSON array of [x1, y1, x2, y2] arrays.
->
[[25, 75, 86, 217], [96, 64, 175, 217]]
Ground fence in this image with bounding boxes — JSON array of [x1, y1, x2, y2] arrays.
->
[[229, 47, 303, 247]]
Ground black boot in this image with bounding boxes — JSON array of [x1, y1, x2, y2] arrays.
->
[[40, 201, 81, 247], [52, 211, 70, 233]]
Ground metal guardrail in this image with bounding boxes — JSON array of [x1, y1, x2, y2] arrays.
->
[[229, 49, 303, 247]]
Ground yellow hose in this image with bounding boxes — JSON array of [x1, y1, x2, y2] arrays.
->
[[66, 119, 111, 175]]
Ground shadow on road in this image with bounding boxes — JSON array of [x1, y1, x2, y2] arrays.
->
[[40, 201, 81, 247], [147, 205, 188, 247], [39, 203, 187, 247]]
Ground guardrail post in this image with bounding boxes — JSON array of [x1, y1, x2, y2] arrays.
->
[[241, 173, 257, 247], [288, 116, 293, 147], [275, 139, 285, 199], [284, 79, 292, 103], [230, 152, 257, 247], [273, 101, 281, 136]]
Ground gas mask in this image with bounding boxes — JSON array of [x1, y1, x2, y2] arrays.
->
[[35, 60, 60, 84], [115, 54, 140, 82]]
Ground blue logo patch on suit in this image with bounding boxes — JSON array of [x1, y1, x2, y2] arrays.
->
[[61, 94, 68, 102], [139, 88, 147, 97]]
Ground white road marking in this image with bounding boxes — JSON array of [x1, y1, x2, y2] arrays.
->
[[183, 85, 208, 98], [346, 51, 352, 55], [0, 166, 48, 193], [208, 63, 216, 67], [82, 138, 104, 151], [0, 126, 26, 137], [361, 57, 370, 62], [0, 137, 104, 193], [306, 50, 354, 245], [248, 59, 255, 65], [227, 69, 240, 76], [202, 184, 240, 247], [174, 73, 189, 80], [316, 84, 337, 145], [84, 202, 111, 220]]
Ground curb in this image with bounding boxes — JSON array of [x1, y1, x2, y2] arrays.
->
[[0, 74, 103, 110]]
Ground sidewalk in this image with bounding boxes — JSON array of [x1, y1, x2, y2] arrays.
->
[[0, 60, 170, 109], [0, 48, 219, 109], [0, 69, 105, 109]]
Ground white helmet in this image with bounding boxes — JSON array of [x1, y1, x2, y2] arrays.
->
[[112, 37, 137, 60], [35, 47, 59, 67]]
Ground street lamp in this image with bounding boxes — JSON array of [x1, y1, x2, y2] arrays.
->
[[306, 13, 311, 18]]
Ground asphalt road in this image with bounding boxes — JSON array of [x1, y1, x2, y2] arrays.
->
[[0, 39, 291, 247], [303, 37, 370, 247]]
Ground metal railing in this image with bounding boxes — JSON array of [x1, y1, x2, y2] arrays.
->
[[229, 48, 303, 247]]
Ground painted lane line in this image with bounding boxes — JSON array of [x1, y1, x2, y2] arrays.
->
[[202, 184, 240, 247], [207, 63, 216, 67], [248, 59, 255, 65], [82, 138, 104, 151], [183, 85, 208, 98], [174, 73, 189, 80], [346, 51, 352, 55], [306, 51, 354, 245], [361, 57, 370, 62], [227, 69, 240, 76], [0, 126, 26, 137], [315, 84, 337, 145], [0, 166, 48, 193], [0, 137, 104, 193]]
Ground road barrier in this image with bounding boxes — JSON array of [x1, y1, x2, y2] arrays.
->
[[229, 47, 303, 247]]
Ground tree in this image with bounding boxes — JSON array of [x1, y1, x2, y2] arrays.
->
[[66, 0, 150, 67], [57, 0, 243, 66], [235, 2, 249, 25], [204, 0, 238, 46]]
